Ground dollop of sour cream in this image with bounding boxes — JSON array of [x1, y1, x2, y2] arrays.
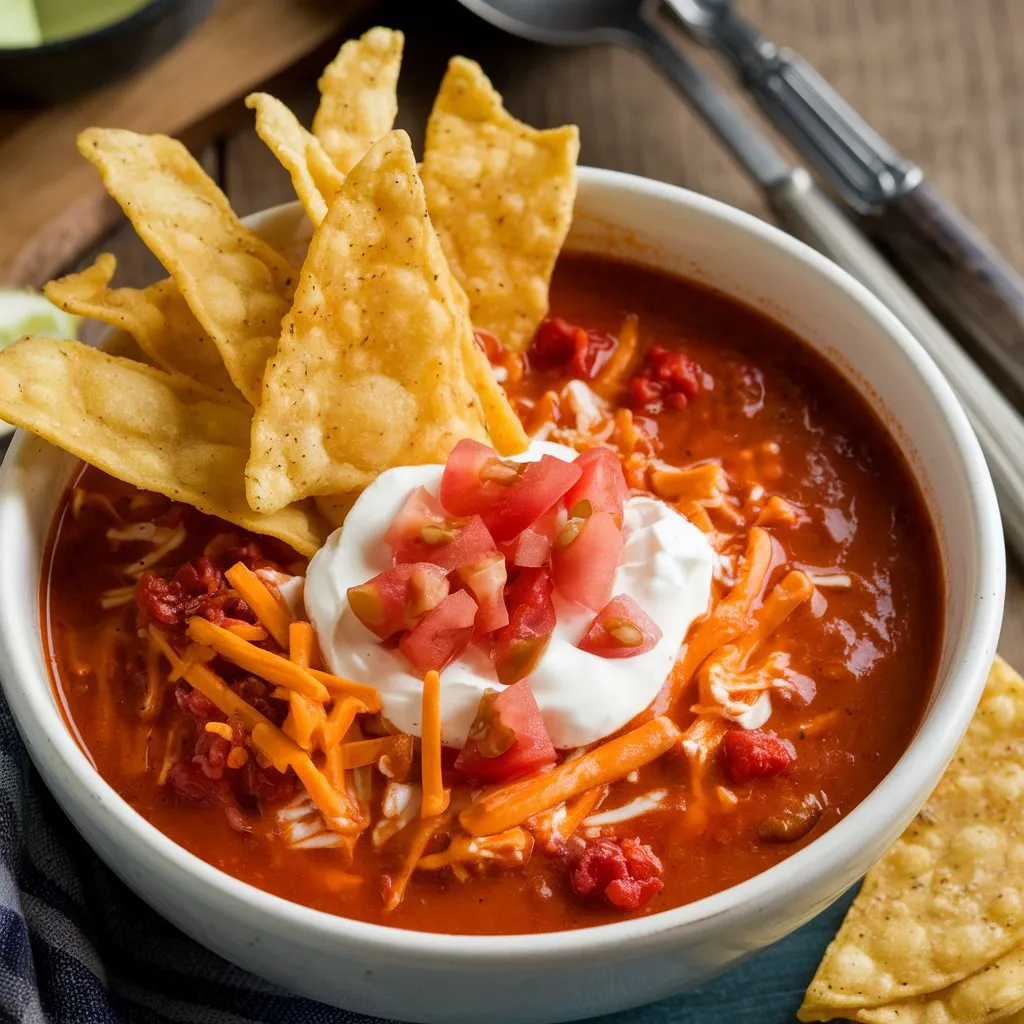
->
[[304, 442, 714, 749]]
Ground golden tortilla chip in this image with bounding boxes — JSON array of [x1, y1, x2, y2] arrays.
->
[[842, 945, 1024, 1024], [799, 656, 1024, 1019], [77, 128, 295, 405], [246, 130, 495, 514], [246, 93, 344, 226], [458, 292, 528, 454], [421, 56, 579, 352], [313, 27, 403, 175], [0, 337, 327, 556], [314, 493, 361, 531], [44, 254, 238, 399]]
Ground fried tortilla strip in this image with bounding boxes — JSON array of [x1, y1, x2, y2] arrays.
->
[[421, 56, 579, 351], [246, 93, 345, 226], [77, 128, 295, 404], [0, 338, 328, 556], [799, 656, 1024, 1019], [44, 253, 238, 398], [246, 130, 495, 514], [839, 945, 1024, 1024], [313, 27, 403, 175]]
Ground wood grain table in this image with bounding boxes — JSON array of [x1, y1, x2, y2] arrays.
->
[[28, 0, 1024, 662]]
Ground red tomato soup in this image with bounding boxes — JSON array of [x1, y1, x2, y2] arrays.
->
[[44, 253, 942, 935]]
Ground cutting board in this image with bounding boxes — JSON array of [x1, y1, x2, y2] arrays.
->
[[0, 0, 371, 287]]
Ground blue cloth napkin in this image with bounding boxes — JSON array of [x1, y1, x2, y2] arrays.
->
[[0, 681, 849, 1024]]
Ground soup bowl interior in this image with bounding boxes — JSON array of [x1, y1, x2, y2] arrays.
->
[[0, 169, 1004, 1024]]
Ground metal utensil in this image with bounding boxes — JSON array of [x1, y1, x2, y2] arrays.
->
[[456, 0, 1024, 558], [666, 0, 1024, 402]]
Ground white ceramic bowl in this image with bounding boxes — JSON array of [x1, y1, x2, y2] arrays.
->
[[0, 169, 1005, 1023]]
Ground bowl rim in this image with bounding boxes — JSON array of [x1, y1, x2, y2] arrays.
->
[[0, 165, 1004, 966]]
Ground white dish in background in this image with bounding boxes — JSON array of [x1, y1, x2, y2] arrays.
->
[[0, 169, 1005, 1023]]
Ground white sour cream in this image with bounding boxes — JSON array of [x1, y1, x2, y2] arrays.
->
[[304, 442, 714, 749]]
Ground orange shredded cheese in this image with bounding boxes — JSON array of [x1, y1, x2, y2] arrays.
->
[[592, 313, 639, 398], [309, 669, 383, 712], [658, 526, 773, 714], [224, 562, 293, 649], [204, 721, 234, 741], [420, 670, 449, 818], [282, 621, 327, 751], [225, 622, 269, 642], [384, 808, 455, 912], [150, 628, 358, 830], [321, 696, 365, 753], [186, 617, 329, 701], [338, 735, 414, 772], [227, 748, 249, 769], [461, 717, 681, 837]]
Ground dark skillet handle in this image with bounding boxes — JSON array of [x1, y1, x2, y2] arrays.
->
[[864, 181, 1024, 398]]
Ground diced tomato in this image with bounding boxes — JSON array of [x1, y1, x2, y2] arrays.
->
[[491, 567, 556, 685], [454, 681, 557, 783], [569, 837, 664, 911], [551, 510, 623, 610], [439, 439, 581, 543], [578, 594, 662, 658], [564, 448, 629, 525], [457, 552, 509, 635], [721, 728, 796, 784], [399, 590, 478, 675], [384, 487, 446, 551], [528, 317, 618, 379], [346, 563, 450, 640], [503, 506, 560, 568], [385, 487, 497, 571], [627, 345, 703, 414]]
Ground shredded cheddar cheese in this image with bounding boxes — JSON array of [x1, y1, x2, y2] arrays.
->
[[420, 670, 449, 818], [185, 617, 330, 701], [460, 717, 681, 837], [224, 561, 294, 649]]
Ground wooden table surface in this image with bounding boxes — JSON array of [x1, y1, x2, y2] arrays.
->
[[51, 0, 1024, 664]]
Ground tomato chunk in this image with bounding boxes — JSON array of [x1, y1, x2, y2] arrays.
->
[[439, 439, 581, 543], [385, 487, 497, 571], [551, 510, 623, 610], [454, 682, 556, 784], [457, 551, 509, 635], [578, 594, 662, 658], [570, 837, 664, 911], [564, 448, 629, 525], [399, 590, 478, 674], [503, 506, 560, 568], [627, 345, 703, 414], [491, 567, 556, 685], [528, 317, 618, 379], [721, 728, 796, 784], [347, 563, 450, 640]]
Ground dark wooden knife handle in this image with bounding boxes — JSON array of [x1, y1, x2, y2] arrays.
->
[[864, 181, 1024, 396]]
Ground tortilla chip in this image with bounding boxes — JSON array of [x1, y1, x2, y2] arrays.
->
[[458, 291, 528, 454], [77, 128, 295, 405], [44, 254, 238, 399], [799, 657, 1024, 1018], [421, 56, 579, 351], [246, 93, 344, 226], [843, 945, 1024, 1024], [246, 130, 493, 514], [314, 493, 361, 531], [313, 27, 403, 175], [0, 337, 327, 556]]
